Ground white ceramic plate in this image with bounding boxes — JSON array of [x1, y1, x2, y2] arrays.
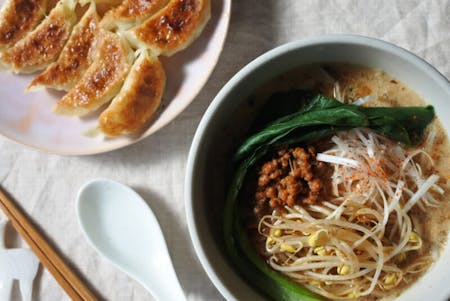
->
[[0, 0, 231, 155]]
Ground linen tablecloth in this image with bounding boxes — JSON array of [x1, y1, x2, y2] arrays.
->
[[1, 0, 449, 300]]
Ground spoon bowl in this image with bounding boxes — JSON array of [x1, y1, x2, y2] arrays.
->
[[76, 178, 185, 301]]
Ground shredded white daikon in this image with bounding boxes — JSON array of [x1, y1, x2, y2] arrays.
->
[[333, 82, 344, 102], [316, 153, 360, 168], [403, 174, 440, 212], [353, 94, 374, 106], [259, 129, 442, 300], [317, 129, 442, 213]]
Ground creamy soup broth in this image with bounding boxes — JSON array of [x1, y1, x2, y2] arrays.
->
[[243, 63, 450, 300]]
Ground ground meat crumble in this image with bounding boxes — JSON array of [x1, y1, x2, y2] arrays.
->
[[253, 146, 330, 217]]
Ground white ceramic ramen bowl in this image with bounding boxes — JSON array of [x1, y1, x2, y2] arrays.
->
[[185, 35, 450, 301]]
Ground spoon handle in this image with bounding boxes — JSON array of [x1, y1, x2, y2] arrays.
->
[[141, 272, 186, 301], [76, 178, 185, 301]]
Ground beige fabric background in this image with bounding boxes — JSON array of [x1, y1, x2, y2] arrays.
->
[[1, 0, 449, 300]]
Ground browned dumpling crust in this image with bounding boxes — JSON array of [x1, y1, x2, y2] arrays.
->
[[124, 0, 210, 56], [0, 0, 212, 137], [0, 0, 47, 49], [100, 0, 170, 31], [98, 50, 166, 136], [0, 0, 77, 73], [53, 29, 134, 116], [27, 2, 100, 91]]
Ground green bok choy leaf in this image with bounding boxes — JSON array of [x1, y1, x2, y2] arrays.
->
[[224, 91, 434, 301]]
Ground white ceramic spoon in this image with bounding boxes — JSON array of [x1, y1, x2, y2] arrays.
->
[[76, 178, 185, 301]]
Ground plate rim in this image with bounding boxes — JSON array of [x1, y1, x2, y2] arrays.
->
[[0, 0, 232, 155]]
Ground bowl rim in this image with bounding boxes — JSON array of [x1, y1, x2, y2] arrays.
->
[[185, 34, 450, 300]]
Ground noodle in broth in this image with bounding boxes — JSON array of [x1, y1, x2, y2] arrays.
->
[[242, 64, 450, 300]]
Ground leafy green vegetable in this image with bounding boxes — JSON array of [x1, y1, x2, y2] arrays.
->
[[235, 93, 434, 161], [224, 91, 435, 301], [224, 157, 322, 301]]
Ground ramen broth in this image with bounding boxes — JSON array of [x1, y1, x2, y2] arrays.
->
[[242, 64, 450, 300]]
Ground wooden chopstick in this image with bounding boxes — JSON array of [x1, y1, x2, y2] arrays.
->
[[0, 186, 98, 301]]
